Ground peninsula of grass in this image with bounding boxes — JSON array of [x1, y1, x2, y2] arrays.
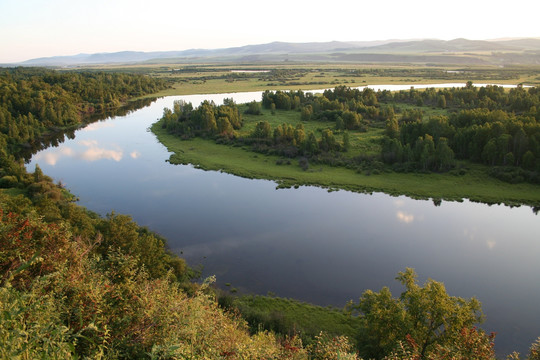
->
[[152, 121, 540, 208]]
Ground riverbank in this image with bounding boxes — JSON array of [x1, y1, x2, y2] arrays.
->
[[152, 121, 540, 208]]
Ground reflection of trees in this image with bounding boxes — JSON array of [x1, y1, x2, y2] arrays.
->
[[20, 98, 156, 162], [85, 97, 156, 123]]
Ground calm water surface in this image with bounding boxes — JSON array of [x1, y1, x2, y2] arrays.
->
[[27, 86, 540, 355]]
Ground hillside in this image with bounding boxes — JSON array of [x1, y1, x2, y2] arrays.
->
[[13, 37, 540, 66]]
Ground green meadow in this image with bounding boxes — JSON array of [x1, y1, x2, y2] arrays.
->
[[152, 118, 540, 207]]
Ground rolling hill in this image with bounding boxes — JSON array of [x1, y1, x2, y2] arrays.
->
[[13, 38, 540, 66]]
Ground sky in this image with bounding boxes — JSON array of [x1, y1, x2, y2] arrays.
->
[[1, 0, 539, 63]]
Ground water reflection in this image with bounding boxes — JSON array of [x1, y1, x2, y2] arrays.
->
[[79, 143, 122, 162], [25, 91, 540, 356], [18, 97, 156, 162], [396, 210, 415, 224], [35, 147, 74, 166], [34, 140, 125, 163], [82, 122, 115, 132]]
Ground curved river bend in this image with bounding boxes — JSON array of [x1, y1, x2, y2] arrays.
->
[[27, 85, 540, 356]]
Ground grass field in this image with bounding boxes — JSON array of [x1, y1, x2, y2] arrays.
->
[[152, 120, 540, 207], [92, 62, 540, 97]]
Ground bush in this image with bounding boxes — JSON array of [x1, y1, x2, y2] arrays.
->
[[0, 175, 18, 188]]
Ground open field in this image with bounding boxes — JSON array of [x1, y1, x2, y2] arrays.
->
[[84, 63, 540, 96]]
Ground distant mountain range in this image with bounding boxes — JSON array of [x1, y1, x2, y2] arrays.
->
[[11, 38, 540, 66]]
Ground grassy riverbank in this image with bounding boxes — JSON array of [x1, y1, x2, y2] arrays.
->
[[152, 121, 540, 207], [223, 294, 361, 347]]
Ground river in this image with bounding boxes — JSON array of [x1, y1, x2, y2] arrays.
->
[[27, 84, 540, 356]]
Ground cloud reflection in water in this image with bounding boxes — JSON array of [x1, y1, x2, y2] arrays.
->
[[34, 140, 124, 164], [396, 210, 415, 224]]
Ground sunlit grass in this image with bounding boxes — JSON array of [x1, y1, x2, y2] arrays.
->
[[152, 120, 540, 207]]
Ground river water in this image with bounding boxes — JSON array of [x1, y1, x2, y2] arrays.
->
[[27, 85, 540, 355]]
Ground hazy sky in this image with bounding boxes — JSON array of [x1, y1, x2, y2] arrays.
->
[[1, 0, 538, 63]]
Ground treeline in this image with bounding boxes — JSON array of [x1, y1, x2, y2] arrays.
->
[[381, 83, 540, 182], [262, 87, 380, 128], [0, 67, 166, 154], [255, 85, 540, 182], [160, 98, 242, 139], [159, 89, 370, 161], [159, 84, 540, 183]]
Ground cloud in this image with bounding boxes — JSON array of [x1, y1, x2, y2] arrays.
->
[[486, 240, 496, 250], [130, 151, 140, 159], [75, 139, 123, 162], [35, 147, 74, 166], [78, 139, 98, 146], [34, 139, 123, 164], [396, 211, 414, 224], [79, 147, 122, 162], [82, 122, 114, 132]]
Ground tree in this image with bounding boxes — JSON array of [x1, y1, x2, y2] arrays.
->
[[294, 125, 306, 148], [385, 116, 399, 139], [342, 111, 361, 130], [381, 137, 403, 164], [252, 121, 271, 139], [320, 129, 337, 152], [352, 268, 483, 359], [195, 101, 217, 134], [33, 164, 44, 182], [434, 138, 455, 171], [245, 101, 262, 115], [216, 116, 234, 138], [305, 131, 319, 154], [437, 94, 447, 109], [522, 150, 536, 170], [335, 116, 344, 131], [301, 105, 313, 121], [342, 131, 350, 152]]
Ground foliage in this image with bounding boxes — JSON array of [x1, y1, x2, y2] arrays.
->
[[0, 283, 75, 359], [3, 67, 540, 358], [159, 84, 540, 184], [308, 332, 359, 360], [350, 268, 484, 359], [383, 85, 540, 180], [0, 67, 165, 155], [161, 98, 241, 139], [383, 327, 495, 360], [0, 198, 318, 358]]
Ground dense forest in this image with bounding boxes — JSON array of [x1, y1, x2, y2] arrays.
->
[[0, 67, 166, 155], [159, 83, 540, 185], [2, 68, 540, 358]]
